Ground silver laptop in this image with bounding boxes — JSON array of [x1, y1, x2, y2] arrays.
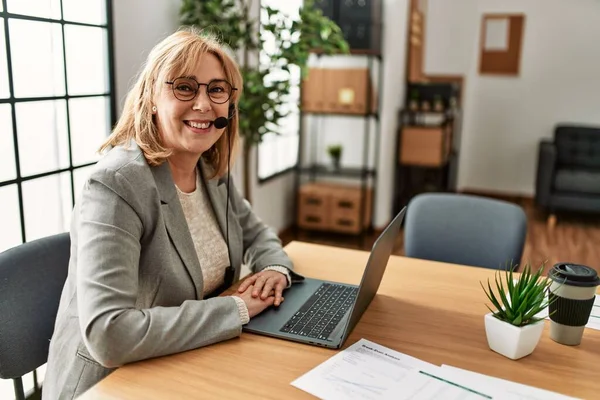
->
[[243, 207, 406, 349]]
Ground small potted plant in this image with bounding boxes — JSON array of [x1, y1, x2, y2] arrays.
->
[[433, 94, 444, 112], [481, 262, 552, 360], [327, 144, 343, 171], [408, 89, 420, 111]]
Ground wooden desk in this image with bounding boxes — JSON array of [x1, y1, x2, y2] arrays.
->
[[81, 242, 599, 399]]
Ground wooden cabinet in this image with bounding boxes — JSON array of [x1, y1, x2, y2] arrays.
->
[[297, 183, 372, 234], [297, 184, 331, 231], [399, 125, 452, 167], [296, 2, 383, 237], [393, 106, 461, 216], [329, 185, 373, 234]]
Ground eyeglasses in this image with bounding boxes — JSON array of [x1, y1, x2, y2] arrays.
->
[[165, 77, 237, 104]]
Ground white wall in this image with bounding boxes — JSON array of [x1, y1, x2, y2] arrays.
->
[[249, 151, 297, 231], [425, 0, 600, 196], [112, 0, 410, 232], [113, 0, 182, 115], [364, 0, 410, 228], [424, 0, 477, 76]]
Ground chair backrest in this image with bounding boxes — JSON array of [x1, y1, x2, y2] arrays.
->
[[404, 193, 527, 270], [0, 233, 70, 379], [554, 125, 600, 169]]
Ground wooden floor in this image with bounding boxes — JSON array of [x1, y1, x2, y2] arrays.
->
[[281, 199, 600, 275]]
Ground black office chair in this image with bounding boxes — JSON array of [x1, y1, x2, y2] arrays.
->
[[0, 233, 70, 400], [404, 193, 527, 270]]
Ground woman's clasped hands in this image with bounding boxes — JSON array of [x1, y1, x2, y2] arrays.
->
[[237, 270, 287, 317]]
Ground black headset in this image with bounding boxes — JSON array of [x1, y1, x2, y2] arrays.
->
[[223, 103, 236, 289]]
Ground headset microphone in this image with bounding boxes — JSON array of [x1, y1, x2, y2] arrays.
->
[[213, 116, 229, 129]]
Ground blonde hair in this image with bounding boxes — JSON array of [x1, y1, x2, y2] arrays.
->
[[99, 26, 243, 179]]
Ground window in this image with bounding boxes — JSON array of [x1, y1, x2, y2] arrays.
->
[[257, 0, 301, 181], [0, 0, 114, 397]]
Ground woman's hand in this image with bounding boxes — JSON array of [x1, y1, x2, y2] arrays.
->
[[236, 285, 276, 318], [238, 270, 287, 306]]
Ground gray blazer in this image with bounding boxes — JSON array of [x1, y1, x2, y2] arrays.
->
[[43, 142, 298, 399]]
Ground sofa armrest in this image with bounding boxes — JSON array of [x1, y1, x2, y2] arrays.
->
[[535, 140, 557, 207]]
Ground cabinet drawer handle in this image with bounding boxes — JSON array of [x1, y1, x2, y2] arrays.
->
[[305, 198, 322, 205], [338, 201, 354, 208], [337, 219, 353, 226], [306, 216, 321, 223]]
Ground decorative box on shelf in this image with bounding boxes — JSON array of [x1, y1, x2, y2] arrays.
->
[[297, 183, 372, 234], [301, 68, 378, 115], [399, 124, 452, 167]]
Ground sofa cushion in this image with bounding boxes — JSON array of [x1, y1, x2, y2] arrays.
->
[[554, 168, 600, 195], [555, 125, 600, 168]]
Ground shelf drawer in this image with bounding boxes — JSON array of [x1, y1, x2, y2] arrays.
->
[[297, 183, 372, 234], [330, 216, 361, 233], [297, 187, 331, 231], [330, 187, 372, 234], [298, 212, 330, 231]]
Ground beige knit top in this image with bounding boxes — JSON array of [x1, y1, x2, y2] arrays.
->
[[175, 171, 290, 325]]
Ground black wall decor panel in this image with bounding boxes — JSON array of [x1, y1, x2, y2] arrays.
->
[[314, 0, 382, 53], [315, 0, 336, 19], [338, 0, 381, 23]]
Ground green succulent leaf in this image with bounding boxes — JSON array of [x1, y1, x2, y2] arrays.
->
[[481, 261, 552, 327], [495, 272, 511, 314]]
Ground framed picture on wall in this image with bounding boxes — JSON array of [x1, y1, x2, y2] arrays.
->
[[479, 14, 525, 76]]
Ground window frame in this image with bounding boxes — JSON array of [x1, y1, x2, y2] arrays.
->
[[0, 0, 116, 245], [256, 0, 300, 184]]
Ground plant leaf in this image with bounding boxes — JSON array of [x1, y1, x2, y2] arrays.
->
[[495, 271, 512, 316], [482, 279, 506, 321], [482, 260, 552, 326]]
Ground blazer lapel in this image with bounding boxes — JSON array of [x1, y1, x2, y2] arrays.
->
[[151, 162, 204, 299], [199, 164, 243, 282]]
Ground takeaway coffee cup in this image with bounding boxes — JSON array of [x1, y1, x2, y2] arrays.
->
[[547, 263, 600, 345]]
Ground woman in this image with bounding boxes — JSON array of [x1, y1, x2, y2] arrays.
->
[[43, 27, 301, 399]]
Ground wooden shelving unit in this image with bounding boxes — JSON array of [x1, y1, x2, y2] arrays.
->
[[294, 0, 384, 238]]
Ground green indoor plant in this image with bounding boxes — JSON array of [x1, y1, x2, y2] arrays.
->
[[327, 144, 342, 170], [433, 94, 444, 112], [408, 89, 419, 111], [481, 262, 553, 360], [180, 0, 349, 201]]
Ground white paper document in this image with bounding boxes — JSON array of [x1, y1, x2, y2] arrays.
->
[[586, 295, 600, 330], [440, 365, 580, 400], [484, 18, 509, 51], [291, 339, 503, 399]]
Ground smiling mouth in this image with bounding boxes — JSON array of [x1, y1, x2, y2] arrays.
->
[[185, 120, 213, 129]]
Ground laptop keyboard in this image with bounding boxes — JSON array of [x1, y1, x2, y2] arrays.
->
[[279, 283, 358, 341]]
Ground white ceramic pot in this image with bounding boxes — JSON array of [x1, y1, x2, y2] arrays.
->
[[484, 313, 545, 360]]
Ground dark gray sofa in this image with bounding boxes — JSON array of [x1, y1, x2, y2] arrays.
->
[[535, 124, 600, 224]]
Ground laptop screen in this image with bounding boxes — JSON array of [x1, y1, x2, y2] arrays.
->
[[339, 207, 406, 343]]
